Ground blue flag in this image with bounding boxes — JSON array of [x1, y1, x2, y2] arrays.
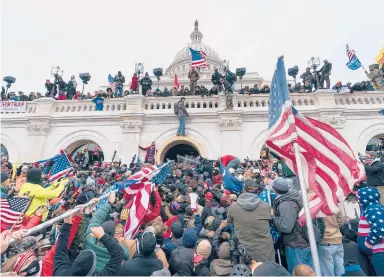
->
[[152, 161, 172, 185], [219, 163, 244, 193], [346, 45, 362, 70]]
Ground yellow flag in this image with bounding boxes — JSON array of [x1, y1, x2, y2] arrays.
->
[[11, 158, 19, 180], [375, 48, 384, 69]]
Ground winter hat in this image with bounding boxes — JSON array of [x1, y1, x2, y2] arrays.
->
[[205, 192, 214, 201], [196, 239, 212, 258], [358, 187, 380, 210], [272, 178, 289, 193], [229, 194, 237, 201], [218, 241, 231, 259], [171, 221, 184, 239], [183, 227, 198, 248], [244, 179, 258, 193], [26, 168, 42, 184], [138, 231, 157, 256], [70, 249, 96, 276], [151, 268, 171, 276], [76, 193, 89, 205], [101, 221, 116, 237], [1, 172, 9, 183], [212, 218, 222, 231], [252, 261, 290, 276]]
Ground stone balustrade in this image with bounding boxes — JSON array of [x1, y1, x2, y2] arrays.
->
[[1, 91, 383, 119]]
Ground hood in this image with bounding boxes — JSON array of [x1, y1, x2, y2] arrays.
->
[[26, 168, 42, 184], [210, 259, 232, 276], [274, 189, 303, 209], [237, 192, 261, 211], [358, 187, 380, 211], [252, 261, 290, 276]]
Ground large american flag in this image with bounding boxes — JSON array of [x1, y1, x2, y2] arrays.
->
[[108, 74, 116, 91], [266, 56, 365, 224], [0, 197, 31, 230], [189, 48, 207, 68], [48, 152, 73, 181]]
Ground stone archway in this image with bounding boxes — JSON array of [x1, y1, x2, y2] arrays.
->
[[156, 136, 206, 164], [356, 124, 384, 154]]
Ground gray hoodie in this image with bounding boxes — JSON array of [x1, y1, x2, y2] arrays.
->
[[228, 192, 275, 262]]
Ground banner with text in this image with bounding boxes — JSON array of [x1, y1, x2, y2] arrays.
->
[[0, 101, 27, 113]]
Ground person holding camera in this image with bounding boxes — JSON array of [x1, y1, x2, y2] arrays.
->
[[114, 71, 125, 97], [228, 179, 274, 263]]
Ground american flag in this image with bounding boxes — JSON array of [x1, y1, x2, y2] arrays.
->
[[0, 197, 31, 230], [266, 56, 365, 224], [48, 152, 73, 181], [124, 181, 154, 239], [346, 44, 362, 70], [189, 48, 207, 68], [108, 74, 116, 91]]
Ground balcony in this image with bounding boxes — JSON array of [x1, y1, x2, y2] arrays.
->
[[1, 91, 383, 120]]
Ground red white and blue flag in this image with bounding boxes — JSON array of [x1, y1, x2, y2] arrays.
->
[[346, 44, 362, 70], [48, 152, 73, 181], [189, 48, 207, 68], [108, 74, 116, 91], [265, 56, 365, 224], [0, 197, 31, 230]]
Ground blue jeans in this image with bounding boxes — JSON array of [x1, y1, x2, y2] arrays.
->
[[285, 247, 313, 274], [176, 116, 185, 136], [372, 252, 384, 276], [319, 244, 345, 276], [114, 85, 123, 97]]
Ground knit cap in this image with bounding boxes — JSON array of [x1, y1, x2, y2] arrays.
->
[[196, 239, 212, 258]]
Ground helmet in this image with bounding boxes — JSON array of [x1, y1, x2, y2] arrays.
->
[[230, 264, 252, 276]]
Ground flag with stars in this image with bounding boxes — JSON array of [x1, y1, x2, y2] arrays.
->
[[0, 197, 31, 230], [108, 74, 116, 91], [365, 203, 384, 253], [48, 152, 73, 181], [189, 48, 207, 68], [266, 56, 365, 225]]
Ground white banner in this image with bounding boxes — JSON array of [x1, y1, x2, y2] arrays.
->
[[0, 101, 27, 112]]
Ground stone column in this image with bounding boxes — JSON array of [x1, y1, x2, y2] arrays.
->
[[119, 119, 144, 164], [217, 110, 243, 156], [23, 98, 56, 162]]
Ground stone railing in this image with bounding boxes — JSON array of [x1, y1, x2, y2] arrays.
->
[[1, 91, 383, 119]]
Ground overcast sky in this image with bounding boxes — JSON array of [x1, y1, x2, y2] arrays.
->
[[1, 0, 383, 92]]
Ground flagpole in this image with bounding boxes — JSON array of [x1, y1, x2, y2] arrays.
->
[[8, 191, 115, 245], [292, 142, 321, 276]]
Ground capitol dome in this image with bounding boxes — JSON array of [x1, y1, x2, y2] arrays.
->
[[164, 20, 225, 77]]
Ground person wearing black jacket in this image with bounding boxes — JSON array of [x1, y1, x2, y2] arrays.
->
[[364, 150, 384, 203], [117, 230, 163, 276], [53, 219, 124, 276], [45, 79, 57, 97], [319, 59, 332, 89], [211, 68, 224, 92]]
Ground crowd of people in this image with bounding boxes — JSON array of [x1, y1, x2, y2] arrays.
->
[[1, 147, 384, 276], [2, 60, 383, 103]]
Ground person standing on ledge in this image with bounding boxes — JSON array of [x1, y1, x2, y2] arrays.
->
[[174, 97, 189, 136]]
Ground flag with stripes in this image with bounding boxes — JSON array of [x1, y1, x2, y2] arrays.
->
[[0, 197, 30, 230], [108, 74, 116, 91], [189, 48, 207, 68], [346, 44, 362, 70], [124, 181, 154, 238], [48, 152, 73, 181], [265, 56, 365, 225]]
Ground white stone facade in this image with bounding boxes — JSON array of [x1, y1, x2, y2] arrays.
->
[[1, 91, 384, 164]]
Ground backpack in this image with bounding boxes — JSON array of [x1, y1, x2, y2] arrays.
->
[[297, 218, 325, 244], [174, 102, 179, 115]]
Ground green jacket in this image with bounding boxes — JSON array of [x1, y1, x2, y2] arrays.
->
[[83, 203, 130, 272]]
